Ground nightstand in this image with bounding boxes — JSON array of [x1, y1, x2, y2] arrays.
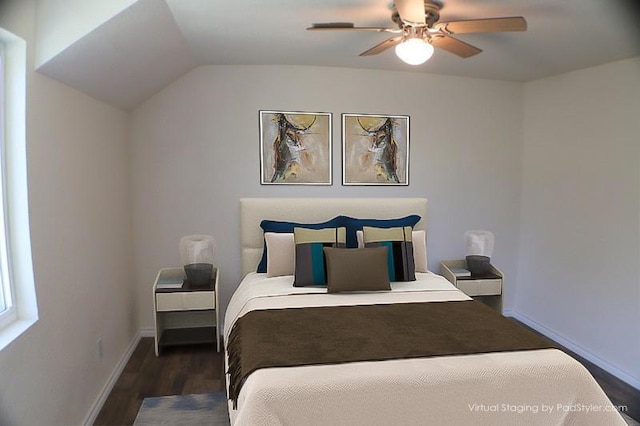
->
[[440, 259, 503, 313], [153, 267, 220, 356]]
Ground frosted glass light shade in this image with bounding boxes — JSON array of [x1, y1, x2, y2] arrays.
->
[[464, 230, 494, 257], [395, 38, 434, 65]]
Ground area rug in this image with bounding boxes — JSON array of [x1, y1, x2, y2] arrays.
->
[[134, 392, 229, 425]]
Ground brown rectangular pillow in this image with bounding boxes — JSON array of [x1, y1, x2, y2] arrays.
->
[[323, 247, 391, 293]]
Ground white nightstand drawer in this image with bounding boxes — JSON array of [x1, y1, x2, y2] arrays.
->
[[456, 279, 501, 296], [156, 293, 183, 311], [156, 291, 215, 311], [184, 291, 214, 310]]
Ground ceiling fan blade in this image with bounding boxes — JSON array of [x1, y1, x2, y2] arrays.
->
[[308, 23, 399, 33], [394, 0, 426, 25], [359, 36, 403, 56], [440, 17, 527, 34], [430, 35, 482, 58]]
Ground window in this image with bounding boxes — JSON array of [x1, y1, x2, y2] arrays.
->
[[0, 48, 16, 330], [0, 49, 12, 324], [0, 27, 37, 350]]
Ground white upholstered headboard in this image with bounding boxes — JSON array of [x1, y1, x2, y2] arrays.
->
[[240, 198, 427, 276]]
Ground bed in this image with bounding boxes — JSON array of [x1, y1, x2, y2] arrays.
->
[[224, 198, 625, 425]]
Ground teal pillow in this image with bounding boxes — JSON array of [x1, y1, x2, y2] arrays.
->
[[293, 227, 346, 287], [363, 226, 416, 282]]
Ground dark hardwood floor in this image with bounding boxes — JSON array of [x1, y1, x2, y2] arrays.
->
[[93, 338, 223, 425], [95, 332, 638, 425], [511, 318, 640, 423]]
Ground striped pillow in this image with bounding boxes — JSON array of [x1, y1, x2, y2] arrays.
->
[[356, 229, 428, 273], [294, 227, 346, 287], [363, 226, 416, 282]]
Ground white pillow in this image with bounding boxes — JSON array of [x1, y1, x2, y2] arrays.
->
[[264, 232, 295, 277], [411, 230, 428, 273], [356, 229, 428, 273]]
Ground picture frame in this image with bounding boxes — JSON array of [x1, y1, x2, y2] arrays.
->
[[342, 113, 410, 186], [259, 110, 332, 185]]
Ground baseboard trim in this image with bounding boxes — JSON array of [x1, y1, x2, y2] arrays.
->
[[139, 327, 155, 338], [505, 309, 640, 390], [82, 331, 143, 425]]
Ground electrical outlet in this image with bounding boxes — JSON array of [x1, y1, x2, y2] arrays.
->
[[96, 338, 103, 360]]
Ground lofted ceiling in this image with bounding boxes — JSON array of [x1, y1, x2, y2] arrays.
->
[[37, 0, 640, 110]]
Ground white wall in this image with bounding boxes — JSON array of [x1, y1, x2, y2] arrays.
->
[[0, 1, 135, 424], [516, 57, 640, 388], [34, 0, 136, 68], [130, 64, 524, 328]]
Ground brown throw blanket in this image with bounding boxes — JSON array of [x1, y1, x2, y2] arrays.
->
[[227, 300, 554, 405]]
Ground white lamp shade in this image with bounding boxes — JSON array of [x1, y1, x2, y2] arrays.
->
[[395, 38, 434, 65], [464, 230, 494, 257], [180, 234, 216, 265]]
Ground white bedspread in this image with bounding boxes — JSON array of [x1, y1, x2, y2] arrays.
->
[[225, 273, 625, 426]]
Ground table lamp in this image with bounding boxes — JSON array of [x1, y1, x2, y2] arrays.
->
[[179, 235, 216, 287], [464, 230, 494, 277]]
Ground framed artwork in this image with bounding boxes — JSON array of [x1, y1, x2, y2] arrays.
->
[[342, 113, 410, 186], [260, 110, 332, 185]]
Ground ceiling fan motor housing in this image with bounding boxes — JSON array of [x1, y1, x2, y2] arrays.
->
[[392, 0, 442, 28]]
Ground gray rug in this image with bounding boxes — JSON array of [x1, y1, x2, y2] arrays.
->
[[134, 392, 229, 425]]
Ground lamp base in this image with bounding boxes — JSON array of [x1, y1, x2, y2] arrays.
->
[[184, 263, 213, 287], [466, 255, 491, 277]]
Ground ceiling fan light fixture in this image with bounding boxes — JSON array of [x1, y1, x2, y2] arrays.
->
[[395, 38, 434, 65]]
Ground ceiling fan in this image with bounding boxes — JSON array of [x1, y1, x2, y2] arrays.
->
[[307, 0, 527, 65]]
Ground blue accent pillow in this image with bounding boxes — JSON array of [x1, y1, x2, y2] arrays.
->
[[257, 216, 345, 272], [342, 215, 421, 248]]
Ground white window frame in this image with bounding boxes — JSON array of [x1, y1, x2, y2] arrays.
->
[[0, 46, 16, 329], [0, 27, 38, 351]]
